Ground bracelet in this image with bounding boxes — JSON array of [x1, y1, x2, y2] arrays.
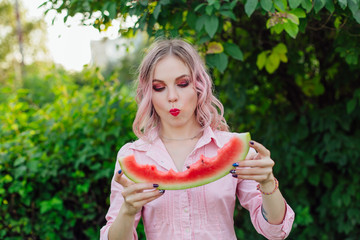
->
[[257, 178, 279, 195]]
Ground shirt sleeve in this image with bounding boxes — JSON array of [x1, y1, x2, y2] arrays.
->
[[236, 150, 295, 240], [100, 143, 142, 240]]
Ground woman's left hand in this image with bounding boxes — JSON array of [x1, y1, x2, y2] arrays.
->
[[231, 140, 275, 185]]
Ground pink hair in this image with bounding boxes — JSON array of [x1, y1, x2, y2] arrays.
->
[[133, 39, 229, 139]]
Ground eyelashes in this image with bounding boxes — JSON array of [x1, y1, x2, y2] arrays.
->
[[153, 85, 165, 92], [177, 80, 190, 88], [152, 79, 190, 92]]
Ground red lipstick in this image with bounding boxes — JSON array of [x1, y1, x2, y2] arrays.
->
[[169, 108, 180, 116]]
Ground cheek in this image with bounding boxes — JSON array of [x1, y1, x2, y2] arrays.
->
[[151, 95, 164, 111]]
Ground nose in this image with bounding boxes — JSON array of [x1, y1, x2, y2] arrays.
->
[[167, 86, 178, 103]]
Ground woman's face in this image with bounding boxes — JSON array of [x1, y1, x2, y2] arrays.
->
[[151, 55, 198, 130]]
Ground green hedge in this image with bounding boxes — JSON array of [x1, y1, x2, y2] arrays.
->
[[0, 67, 137, 239]]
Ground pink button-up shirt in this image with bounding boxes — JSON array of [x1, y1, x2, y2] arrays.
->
[[100, 127, 295, 240]]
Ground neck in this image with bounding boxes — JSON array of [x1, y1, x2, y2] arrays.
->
[[161, 131, 202, 141], [160, 122, 202, 142]]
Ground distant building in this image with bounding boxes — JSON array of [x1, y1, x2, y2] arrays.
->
[[90, 35, 144, 68]]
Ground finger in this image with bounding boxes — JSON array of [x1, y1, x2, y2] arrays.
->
[[125, 189, 165, 203], [236, 159, 274, 168], [232, 167, 272, 176], [249, 140, 271, 157], [115, 169, 134, 188], [122, 182, 161, 196], [131, 192, 165, 208]]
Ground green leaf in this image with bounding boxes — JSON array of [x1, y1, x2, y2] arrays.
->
[[171, 12, 183, 29], [273, 43, 288, 54], [274, 0, 287, 11], [245, 0, 258, 17], [107, 2, 117, 19], [279, 53, 288, 62], [284, 21, 299, 38], [14, 157, 26, 167], [186, 11, 197, 29], [139, 0, 148, 7], [265, 53, 280, 73], [289, 8, 306, 18], [273, 22, 285, 34], [334, 16, 342, 29], [287, 13, 300, 24], [195, 15, 207, 32], [338, 0, 347, 9], [206, 5, 214, 15], [2, 174, 13, 183], [289, 0, 302, 9], [348, 0, 360, 23], [195, 3, 206, 12], [205, 15, 219, 38], [308, 173, 320, 186], [206, 53, 228, 73], [207, 42, 224, 54], [325, 0, 335, 13], [347, 99, 357, 114], [314, 0, 326, 13], [256, 51, 268, 70], [220, 10, 237, 20], [323, 172, 333, 188], [301, 0, 313, 12], [160, 0, 170, 5], [153, 3, 161, 19], [260, 0, 273, 11], [224, 42, 244, 61]]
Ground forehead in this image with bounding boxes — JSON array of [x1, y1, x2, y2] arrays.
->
[[153, 55, 190, 80]]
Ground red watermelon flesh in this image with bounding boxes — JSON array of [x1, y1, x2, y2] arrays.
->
[[118, 132, 251, 190]]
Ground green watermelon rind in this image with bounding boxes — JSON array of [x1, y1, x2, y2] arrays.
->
[[118, 132, 251, 190]]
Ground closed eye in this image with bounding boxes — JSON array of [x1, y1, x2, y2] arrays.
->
[[177, 79, 190, 88], [153, 85, 165, 92]]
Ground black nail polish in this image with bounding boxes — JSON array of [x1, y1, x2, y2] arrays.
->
[[232, 163, 239, 167], [229, 169, 236, 174], [250, 141, 254, 145], [232, 174, 238, 178], [159, 189, 165, 194], [153, 184, 159, 188], [118, 169, 122, 174]]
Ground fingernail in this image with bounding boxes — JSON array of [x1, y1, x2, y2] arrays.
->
[[232, 163, 239, 167], [229, 169, 236, 174], [232, 174, 238, 178], [250, 141, 254, 145], [159, 189, 165, 194], [118, 170, 122, 174], [153, 184, 159, 188]]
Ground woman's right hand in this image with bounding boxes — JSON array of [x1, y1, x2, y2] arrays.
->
[[115, 170, 165, 216]]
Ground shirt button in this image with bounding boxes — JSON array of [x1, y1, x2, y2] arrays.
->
[[184, 208, 188, 213]]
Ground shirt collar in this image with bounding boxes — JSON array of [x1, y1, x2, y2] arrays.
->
[[193, 126, 222, 151], [129, 126, 222, 151], [127, 126, 224, 171]]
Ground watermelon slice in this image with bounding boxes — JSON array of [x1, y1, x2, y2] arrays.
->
[[118, 132, 251, 190]]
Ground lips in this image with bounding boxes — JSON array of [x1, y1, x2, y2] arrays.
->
[[169, 108, 180, 116]]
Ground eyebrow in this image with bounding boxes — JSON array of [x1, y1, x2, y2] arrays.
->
[[152, 74, 190, 82]]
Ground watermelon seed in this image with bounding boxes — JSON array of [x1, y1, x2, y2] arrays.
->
[[186, 166, 190, 169]]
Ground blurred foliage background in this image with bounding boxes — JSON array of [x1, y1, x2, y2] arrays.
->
[[1, 0, 360, 239]]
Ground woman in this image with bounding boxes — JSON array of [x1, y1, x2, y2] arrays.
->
[[100, 39, 295, 240]]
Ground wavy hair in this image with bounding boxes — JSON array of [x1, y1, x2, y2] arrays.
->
[[133, 39, 229, 139]]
